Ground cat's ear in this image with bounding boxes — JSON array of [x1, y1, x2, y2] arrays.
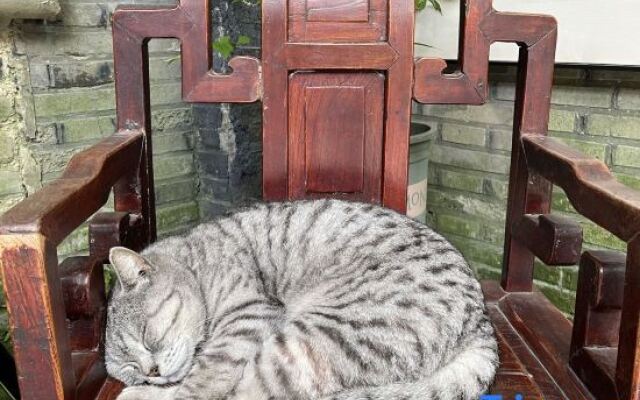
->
[[108, 247, 153, 288]]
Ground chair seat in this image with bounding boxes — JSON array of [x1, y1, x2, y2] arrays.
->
[[95, 280, 588, 400], [482, 280, 593, 399]]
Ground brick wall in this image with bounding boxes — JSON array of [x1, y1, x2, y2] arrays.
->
[[0, 0, 203, 349], [415, 65, 640, 315]]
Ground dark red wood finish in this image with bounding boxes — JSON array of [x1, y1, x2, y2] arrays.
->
[[511, 214, 583, 266], [288, 72, 384, 202], [1, 0, 640, 399], [263, 0, 414, 212]]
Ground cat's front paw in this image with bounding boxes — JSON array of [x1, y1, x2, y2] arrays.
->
[[117, 385, 178, 400]]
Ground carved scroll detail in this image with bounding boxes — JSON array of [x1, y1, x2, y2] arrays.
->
[[112, 0, 261, 105], [413, 0, 557, 106]]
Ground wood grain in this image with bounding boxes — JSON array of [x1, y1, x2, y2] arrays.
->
[[288, 0, 386, 43], [0, 234, 74, 400], [306, 0, 369, 22], [382, 0, 414, 213], [288, 73, 384, 202], [0, 131, 143, 245], [511, 213, 583, 266]]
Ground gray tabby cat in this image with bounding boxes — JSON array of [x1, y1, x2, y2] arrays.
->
[[106, 199, 498, 400]]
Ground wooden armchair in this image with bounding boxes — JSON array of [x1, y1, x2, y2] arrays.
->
[[1, 0, 639, 399]]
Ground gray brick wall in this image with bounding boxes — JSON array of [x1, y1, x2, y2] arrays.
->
[[416, 65, 640, 315]]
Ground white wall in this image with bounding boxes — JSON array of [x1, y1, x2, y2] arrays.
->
[[415, 0, 640, 66]]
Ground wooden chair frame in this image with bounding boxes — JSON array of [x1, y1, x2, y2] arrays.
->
[[1, 0, 639, 398]]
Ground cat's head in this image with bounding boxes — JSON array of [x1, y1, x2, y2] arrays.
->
[[105, 246, 206, 386]]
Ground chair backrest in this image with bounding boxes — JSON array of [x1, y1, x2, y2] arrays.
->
[[113, 0, 415, 217]]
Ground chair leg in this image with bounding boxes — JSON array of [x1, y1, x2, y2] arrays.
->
[[0, 234, 75, 400]]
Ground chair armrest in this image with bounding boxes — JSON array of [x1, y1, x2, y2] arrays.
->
[[0, 130, 143, 246], [0, 129, 143, 400], [522, 134, 640, 242]]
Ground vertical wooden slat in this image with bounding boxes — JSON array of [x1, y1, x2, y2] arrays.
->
[[383, 0, 414, 213], [262, 0, 289, 201], [618, 236, 640, 400], [0, 234, 75, 400], [112, 14, 155, 249], [501, 26, 557, 292]]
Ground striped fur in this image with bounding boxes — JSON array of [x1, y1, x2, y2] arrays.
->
[[106, 199, 498, 400]]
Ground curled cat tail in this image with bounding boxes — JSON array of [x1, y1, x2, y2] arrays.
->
[[322, 333, 499, 400]]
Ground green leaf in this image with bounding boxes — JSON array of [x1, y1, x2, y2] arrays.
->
[[415, 0, 427, 11], [429, 0, 443, 14], [236, 35, 251, 46], [212, 36, 235, 60]]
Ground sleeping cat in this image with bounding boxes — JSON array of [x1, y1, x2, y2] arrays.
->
[[105, 199, 498, 400]]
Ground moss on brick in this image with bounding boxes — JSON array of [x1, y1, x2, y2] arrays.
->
[[552, 189, 577, 214], [483, 177, 509, 200], [615, 172, 640, 190], [34, 87, 116, 118], [561, 267, 580, 292], [441, 123, 486, 147], [472, 262, 502, 281], [429, 188, 506, 223], [551, 86, 612, 109], [536, 284, 576, 315], [430, 145, 510, 174], [157, 201, 200, 233], [439, 169, 484, 193], [447, 235, 503, 269], [153, 132, 195, 155], [155, 178, 197, 206], [0, 171, 23, 196], [0, 96, 14, 120], [152, 108, 194, 132], [587, 114, 640, 139], [614, 145, 640, 168], [618, 88, 640, 111], [548, 109, 577, 133], [421, 103, 514, 126], [488, 129, 512, 151], [435, 212, 505, 246], [582, 221, 626, 251], [533, 262, 562, 286], [57, 225, 89, 257], [52, 115, 115, 144], [154, 152, 195, 180]]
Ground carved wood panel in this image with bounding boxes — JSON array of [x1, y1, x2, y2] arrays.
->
[[288, 0, 387, 42], [263, 0, 413, 212], [288, 72, 384, 201]]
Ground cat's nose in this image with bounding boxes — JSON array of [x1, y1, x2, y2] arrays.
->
[[148, 365, 160, 377]]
